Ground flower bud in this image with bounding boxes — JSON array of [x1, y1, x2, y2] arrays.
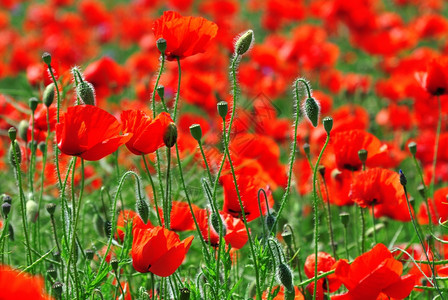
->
[[265, 213, 276, 233], [189, 124, 202, 142], [26, 200, 39, 223], [104, 220, 112, 238], [358, 149, 368, 163], [38, 142, 46, 154], [303, 143, 310, 158], [29, 97, 39, 112], [318, 165, 325, 177], [408, 142, 417, 157], [2, 203, 11, 218], [339, 212, 350, 227], [156, 38, 167, 54], [46, 203, 57, 216], [110, 258, 119, 272], [304, 97, 320, 127], [156, 85, 165, 99], [52, 282, 63, 297], [42, 52, 52, 65], [277, 263, 294, 292], [234, 30, 254, 56], [323, 116, 333, 135], [180, 288, 190, 300], [211, 213, 226, 236], [43, 83, 55, 107], [8, 127, 16, 142], [217, 101, 228, 119], [85, 249, 95, 260], [9, 142, 22, 167], [163, 123, 178, 148], [137, 197, 149, 225], [18, 120, 28, 142], [1, 194, 12, 204], [399, 169, 407, 186], [76, 81, 96, 106]]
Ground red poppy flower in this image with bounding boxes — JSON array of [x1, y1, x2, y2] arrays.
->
[[417, 186, 448, 225], [120, 110, 173, 155], [158, 201, 201, 232], [333, 243, 416, 300], [349, 168, 411, 222], [416, 58, 448, 96], [132, 226, 193, 277], [0, 265, 53, 299], [56, 105, 131, 161], [261, 286, 304, 300], [116, 210, 153, 243], [304, 252, 341, 297], [152, 11, 218, 60]]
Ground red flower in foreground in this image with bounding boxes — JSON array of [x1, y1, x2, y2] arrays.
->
[[132, 226, 193, 277], [152, 11, 218, 60], [416, 58, 448, 96], [56, 105, 131, 161], [0, 265, 53, 299], [333, 243, 416, 300], [121, 110, 173, 155], [304, 252, 341, 295]]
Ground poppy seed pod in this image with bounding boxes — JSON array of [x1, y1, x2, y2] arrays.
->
[[358, 149, 368, 163], [408, 142, 417, 156], [46, 203, 56, 216], [217, 101, 228, 119], [189, 124, 202, 142], [42, 52, 52, 65], [164, 123, 178, 148], [234, 30, 254, 56], [399, 170, 407, 186], [76, 81, 96, 106], [156, 85, 165, 99], [29, 97, 39, 112], [180, 288, 190, 300], [1, 194, 12, 204], [340, 212, 350, 227], [8, 127, 16, 142], [43, 83, 55, 107], [323, 116, 333, 135], [110, 258, 119, 272], [156, 38, 167, 54], [304, 97, 320, 127], [52, 282, 63, 297], [2, 202, 11, 218]]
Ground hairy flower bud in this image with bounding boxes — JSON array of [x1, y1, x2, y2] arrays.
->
[[163, 123, 178, 148], [234, 30, 254, 55], [43, 83, 55, 107], [304, 97, 320, 127]]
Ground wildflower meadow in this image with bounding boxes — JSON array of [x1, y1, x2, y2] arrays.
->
[[1, 0, 448, 299]]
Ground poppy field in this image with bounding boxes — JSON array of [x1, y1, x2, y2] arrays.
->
[[1, 0, 448, 299]]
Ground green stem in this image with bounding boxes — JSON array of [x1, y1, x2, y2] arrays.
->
[[321, 175, 337, 258], [142, 155, 162, 226], [312, 134, 331, 300], [372, 203, 377, 244], [360, 207, 366, 253], [430, 95, 442, 198], [412, 155, 434, 231], [164, 147, 172, 229], [226, 55, 240, 144], [173, 57, 182, 122], [198, 141, 213, 185], [151, 55, 166, 118]]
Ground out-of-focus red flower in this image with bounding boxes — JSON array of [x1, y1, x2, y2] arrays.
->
[[0, 265, 53, 299], [158, 201, 201, 232], [83, 56, 130, 100], [416, 58, 448, 96], [152, 11, 218, 61], [333, 243, 416, 300], [120, 110, 173, 155], [261, 286, 304, 300], [198, 209, 248, 249], [132, 226, 193, 277], [417, 186, 448, 225], [304, 252, 341, 296], [349, 168, 411, 222], [56, 105, 131, 161]]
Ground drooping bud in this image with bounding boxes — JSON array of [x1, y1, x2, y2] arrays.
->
[[38, 142, 46, 154], [42, 52, 52, 65], [234, 30, 254, 56], [265, 213, 276, 233], [8, 127, 16, 142], [303, 143, 310, 158], [29, 97, 39, 112], [156, 38, 167, 54], [43, 83, 55, 107], [339, 212, 350, 227], [163, 123, 178, 148], [136, 197, 149, 225], [318, 165, 325, 177], [358, 149, 368, 163], [217, 101, 228, 119], [2, 203, 11, 218], [156, 85, 165, 99], [189, 124, 202, 142], [408, 142, 417, 157], [304, 97, 320, 127], [18, 120, 28, 142], [211, 213, 226, 236], [26, 200, 39, 223], [76, 81, 96, 106], [277, 263, 294, 292], [323, 116, 333, 135]]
